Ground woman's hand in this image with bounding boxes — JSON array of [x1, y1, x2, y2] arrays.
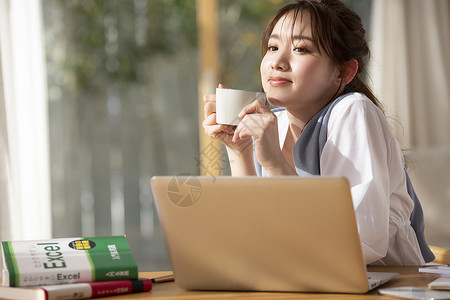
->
[[232, 100, 296, 175], [202, 84, 253, 154]]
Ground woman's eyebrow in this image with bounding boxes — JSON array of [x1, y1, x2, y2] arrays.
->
[[269, 34, 313, 42]]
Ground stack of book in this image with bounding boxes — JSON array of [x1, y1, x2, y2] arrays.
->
[[0, 236, 152, 299], [419, 265, 450, 290]]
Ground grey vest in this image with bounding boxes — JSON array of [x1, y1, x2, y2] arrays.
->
[[255, 93, 435, 263]]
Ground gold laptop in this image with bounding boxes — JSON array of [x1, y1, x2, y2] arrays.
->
[[150, 176, 397, 293]]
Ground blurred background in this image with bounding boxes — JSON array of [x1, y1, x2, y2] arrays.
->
[[0, 0, 448, 271]]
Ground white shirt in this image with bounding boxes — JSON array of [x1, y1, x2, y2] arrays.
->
[[263, 93, 424, 266]]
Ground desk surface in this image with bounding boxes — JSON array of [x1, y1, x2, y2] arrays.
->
[[111, 266, 439, 299]]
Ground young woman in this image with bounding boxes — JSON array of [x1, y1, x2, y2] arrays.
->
[[203, 0, 434, 265]]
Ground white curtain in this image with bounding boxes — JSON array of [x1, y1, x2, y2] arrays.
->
[[0, 38, 16, 242], [0, 0, 51, 241], [369, 0, 450, 248]]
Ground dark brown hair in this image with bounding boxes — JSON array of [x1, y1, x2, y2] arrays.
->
[[261, 0, 383, 111]]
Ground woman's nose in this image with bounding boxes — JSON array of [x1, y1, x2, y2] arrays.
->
[[271, 53, 289, 71]]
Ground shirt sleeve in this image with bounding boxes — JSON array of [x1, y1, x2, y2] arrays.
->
[[320, 95, 393, 264]]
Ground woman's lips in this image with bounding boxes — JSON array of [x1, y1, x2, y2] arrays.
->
[[268, 76, 292, 87]]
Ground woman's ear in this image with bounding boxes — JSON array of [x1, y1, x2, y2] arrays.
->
[[340, 59, 359, 86]]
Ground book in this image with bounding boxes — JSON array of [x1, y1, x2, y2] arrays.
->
[[0, 278, 152, 299], [429, 277, 450, 290], [1, 236, 138, 287], [438, 265, 450, 270], [418, 266, 450, 277]]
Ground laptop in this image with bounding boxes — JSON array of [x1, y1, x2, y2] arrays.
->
[[151, 176, 397, 293]]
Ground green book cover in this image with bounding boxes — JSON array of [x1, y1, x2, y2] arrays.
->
[[1, 236, 138, 287]]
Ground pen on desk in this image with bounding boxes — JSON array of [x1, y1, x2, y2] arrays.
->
[[151, 274, 175, 283]]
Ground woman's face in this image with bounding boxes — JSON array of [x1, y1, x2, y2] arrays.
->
[[260, 11, 341, 111]]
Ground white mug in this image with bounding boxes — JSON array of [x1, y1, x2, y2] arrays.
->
[[215, 88, 266, 126]]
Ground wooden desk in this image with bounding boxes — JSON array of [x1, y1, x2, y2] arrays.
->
[[108, 266, 440, 299]]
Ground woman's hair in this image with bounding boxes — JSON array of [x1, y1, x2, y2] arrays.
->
[[261, 0, 383, 111]]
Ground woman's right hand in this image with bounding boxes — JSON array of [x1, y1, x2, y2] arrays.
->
[[202, 85, 253, 154]]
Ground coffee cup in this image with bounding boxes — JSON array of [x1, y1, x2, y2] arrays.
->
[[215, 88, 266, 126]]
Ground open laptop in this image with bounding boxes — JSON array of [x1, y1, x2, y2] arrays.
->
[[150, 176, 398, 293]]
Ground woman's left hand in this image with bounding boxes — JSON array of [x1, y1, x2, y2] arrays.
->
[[232, 100, 295, 175]]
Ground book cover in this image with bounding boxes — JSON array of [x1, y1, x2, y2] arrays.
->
[[0, 278, 152, 300], [418, 266, 450, 277], [429, 277, 450, 290], [1, 236, 138, 287]]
